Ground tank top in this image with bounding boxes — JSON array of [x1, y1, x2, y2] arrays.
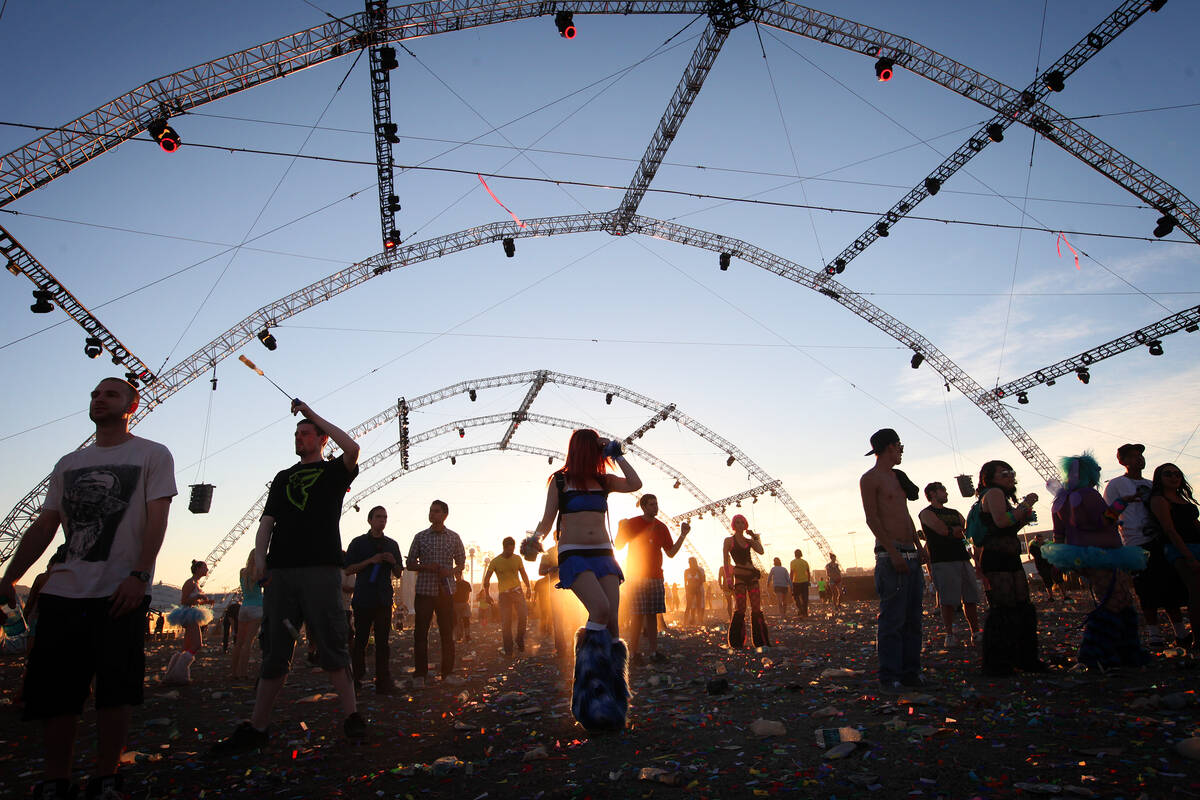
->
[[729, 537, 754, 567], [240, 572, 263, 607], [921, 506, 969, 563], [1167, 498, 1200, 544]]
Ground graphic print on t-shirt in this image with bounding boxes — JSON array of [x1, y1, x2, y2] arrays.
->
[[285, 466, 325, 511], [61, 464, 140, 562]]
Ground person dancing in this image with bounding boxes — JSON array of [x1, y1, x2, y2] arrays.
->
[[722, 515, 767, 649], [1043, 454, 1149, 670], [165, 559, 213, 684], [975, 461, 1045, 676], [1148, 463, 1200, 653], [231, 551, 264, 680], [526, 429, 642, 731]]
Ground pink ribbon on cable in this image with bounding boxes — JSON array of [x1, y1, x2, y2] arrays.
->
[[477, 174, 526, 229], [1056, 232, 1079, 270]]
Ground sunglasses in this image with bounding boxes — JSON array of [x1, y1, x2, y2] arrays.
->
[[996, 470, 1016, 478]]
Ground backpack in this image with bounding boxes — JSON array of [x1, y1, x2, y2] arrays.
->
[[965, 500, 987, 546]]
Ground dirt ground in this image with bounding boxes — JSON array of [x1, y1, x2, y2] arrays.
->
[[1, 595, 1198, 799]]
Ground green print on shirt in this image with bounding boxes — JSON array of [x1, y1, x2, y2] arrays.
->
[[285, 466, 324, 510]]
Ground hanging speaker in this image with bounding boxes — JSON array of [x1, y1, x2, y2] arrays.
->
[[955, 474, 975, 498], [189, 483, 215, 514]]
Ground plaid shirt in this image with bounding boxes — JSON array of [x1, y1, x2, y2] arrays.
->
[[407, 526, 466, 596]]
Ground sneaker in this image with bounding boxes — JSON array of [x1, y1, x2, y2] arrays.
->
[[344, 711, 367, 740], [83, 775, 126, 800], [900, 674, 938, 689], [411, 675, 426, 689], [877, 680, 905, 694], [210, 720, 268, 755], [32, 779, 78, 800]]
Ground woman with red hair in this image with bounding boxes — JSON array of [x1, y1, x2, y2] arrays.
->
[[526, 429, 642, 731], [722, 515, 766, 648]]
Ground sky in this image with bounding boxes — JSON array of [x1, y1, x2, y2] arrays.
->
[[1, 1, 1198, 591]]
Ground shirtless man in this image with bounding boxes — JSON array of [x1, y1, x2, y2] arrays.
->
[[859, 428, 929, 691]]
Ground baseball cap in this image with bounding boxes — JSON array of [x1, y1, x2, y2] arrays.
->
[[865, 428, 900, 456]]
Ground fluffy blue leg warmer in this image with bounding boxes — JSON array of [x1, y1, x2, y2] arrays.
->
[[609, 637, 630, 725], [572, 628, 623, 731]]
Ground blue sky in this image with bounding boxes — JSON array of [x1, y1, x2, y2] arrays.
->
[[2, 1, 1198, 589]]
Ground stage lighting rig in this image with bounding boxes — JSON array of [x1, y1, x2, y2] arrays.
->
[[987, 123, 1004, 142], [258, 328, 278, 351], [1154, 214, 1177, 238], [84, 337, 103, 359], [910, 352, 924, 369], [503, 237, 515, 257], [719, 252, 730, 270], [874, 57, 894, 82], [30, 289, 53, 313], [147, 119, 181, 153], [924, 177, 941, 196], [554, 11, 576, 39]]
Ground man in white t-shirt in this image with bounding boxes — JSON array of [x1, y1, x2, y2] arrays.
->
[[1, 378, 176, 800], [1103, 443, 1189, 648]]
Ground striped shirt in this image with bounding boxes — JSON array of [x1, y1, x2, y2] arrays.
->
[[406, 526, 466, 596]]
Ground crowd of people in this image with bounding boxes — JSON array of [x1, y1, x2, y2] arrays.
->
[[1, 379, 1197, 798]]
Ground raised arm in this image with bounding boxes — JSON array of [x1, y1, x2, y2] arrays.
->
[[293, 400, 360, 470], [604, 451, 642, 494], [665, 521, 690, 558]]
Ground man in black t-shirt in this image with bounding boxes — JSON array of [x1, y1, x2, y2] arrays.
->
[[345, 506, 402, 693], [918, 482, 981, 649], [213, 400, 363, 754]]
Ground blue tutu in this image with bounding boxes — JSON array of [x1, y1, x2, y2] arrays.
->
[[166, 605, 213, 627], [1041, 543, 1148, 572]]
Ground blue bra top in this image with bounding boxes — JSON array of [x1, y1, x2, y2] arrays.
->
[[562, 489, 608, 514]]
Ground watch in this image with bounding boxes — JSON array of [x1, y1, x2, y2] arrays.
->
[[129, 570, 150, 582]]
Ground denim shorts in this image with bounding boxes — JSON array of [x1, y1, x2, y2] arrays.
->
[[556, 550, 624, 589]]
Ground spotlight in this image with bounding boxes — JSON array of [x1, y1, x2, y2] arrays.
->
[[147, 119, 181, 153], [910, 352, 924, 369], [379, 46, 398, 71], [468, 388, 477, 401], [726, 454, 735, 467], [458, 427, 465, 438], [1148, 339, 1164, 356], [673, 480, 681, 489], [924, 177, 941, 196], [548, 455, 554, 464], [875, 222, 889, 237], [387, 194, 401, 214], [258, 329, 278, 351], [1153, 214, 1177, 238], [1042, 70, 1065, 92], [736, 500, 741, 507], [502, 238, 515, 257], [752, 496, 757, 503], [384, 229, 400, 249], [84, 337, 103, 359], [874, 56, 894, 82], [450, 456, 456, 465], [124, 371, 141, 388], [30, 289, 53, 313], [719, 252, 731, 270], [1186, 323, 1199, 333], [353, 504, 360, 512], [554, 10, 576, 39], [833, 258, 846, 274], [605, 393, 613, 405], [1046, 378, 1056, 386], [986, 123, 1004, 142], [1076, 368, 1090, 384], [377, 122, 400, 144], [1017, 391, 1029, 405]]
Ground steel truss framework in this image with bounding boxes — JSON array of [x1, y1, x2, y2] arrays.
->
[[2, 1, 1195, 561], [205, 371, 807, 573]]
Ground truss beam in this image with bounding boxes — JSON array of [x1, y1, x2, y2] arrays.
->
[[758, 1, 1197, 247], [818, 0, 1167, 274], [368, 0, 402, 249], [623, 404, 676, 444], [993, 304, 1200, 401], [612, 14, 731, 232], [1, 224, 156, 383], [671, 480, 781, 522], [500, 369, 548, 449]]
